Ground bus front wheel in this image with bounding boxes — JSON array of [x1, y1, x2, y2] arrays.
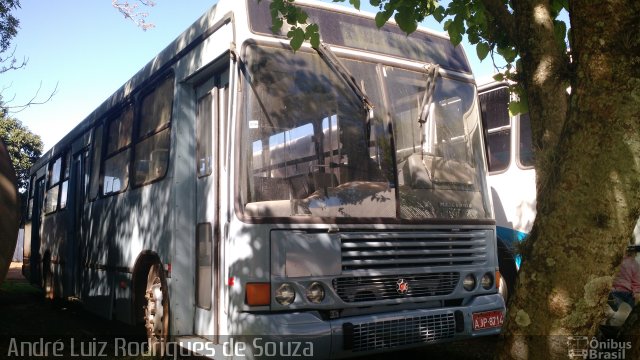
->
[[498, 244, 517, 304], [144, 264, 169, 356]]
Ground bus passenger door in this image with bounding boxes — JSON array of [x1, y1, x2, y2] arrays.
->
[[29, 177, 46, 285], [65, 150, 87, 297], [194, 69, 228, 340]]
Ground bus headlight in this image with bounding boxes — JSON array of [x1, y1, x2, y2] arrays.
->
[[275, 283, 296, 305], [481, 273, 494, 289], [463, 274, 476, 291], [305, 282, 325, 304]]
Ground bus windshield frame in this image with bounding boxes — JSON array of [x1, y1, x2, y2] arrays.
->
[[238, 43, 492, 222]]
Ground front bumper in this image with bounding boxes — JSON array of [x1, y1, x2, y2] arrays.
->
[[233, 293, 504, 359]]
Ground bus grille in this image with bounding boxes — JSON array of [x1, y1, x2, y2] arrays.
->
[[333, 273, 459, 303], [340, 231, 489, 271], [348, 313, 456, 352]]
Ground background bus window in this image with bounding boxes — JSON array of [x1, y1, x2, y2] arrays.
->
[[133, 75, 174, 186], [518, 113, 535, 168], [480, 87, 511, 172], [102, 106, 133, 196], [487, 130, 511, 172]]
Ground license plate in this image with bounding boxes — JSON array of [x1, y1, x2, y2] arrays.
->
[[472, 310, 504, 330]]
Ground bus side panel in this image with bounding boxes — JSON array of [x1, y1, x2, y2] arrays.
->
[[81, 179, 173, 319], [41, 211, 67, 296]]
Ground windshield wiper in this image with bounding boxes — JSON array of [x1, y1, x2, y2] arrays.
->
[[417, 63, 440, 126], [314, 41, 374, 110]]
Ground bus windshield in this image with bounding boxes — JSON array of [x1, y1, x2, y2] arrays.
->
[[240, 44, 491, 220]]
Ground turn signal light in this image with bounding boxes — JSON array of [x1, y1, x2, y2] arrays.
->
[[246, 283, 270, 306]]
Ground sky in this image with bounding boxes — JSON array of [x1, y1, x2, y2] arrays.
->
[[2, 0, 501, 153]]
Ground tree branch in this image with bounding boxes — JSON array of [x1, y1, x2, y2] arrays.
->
[[2, 81, 58, 114], [112, 0, 156, 31], [0, 46, 28, 74]]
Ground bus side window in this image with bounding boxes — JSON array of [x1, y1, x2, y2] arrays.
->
[[45, 157, 62, 214], [89, 124, 103, 201], [27, 175, 35, 219], [59, 151, 71, 208], [133, 74, 174, 186], [102, 105, 133, 196]]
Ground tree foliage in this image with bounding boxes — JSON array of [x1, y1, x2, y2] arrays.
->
[[266, 0, 571, 114], [0, 0, 19, 53], [0, 115, 42, 192], [0, 0, 25, 76]]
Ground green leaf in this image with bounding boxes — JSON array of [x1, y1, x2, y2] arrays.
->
[[304, 23, 319, 42], [476, 42, 490, 61], [467, 31, 480, 45], [271, 17, 284, 33], [433, 6, 446, 23], [443, 19, 452, 31], [289, 27, 305, 50], [395, 9, 418, 34], [309, 32, 320, 48], [446, 15, 465, 45], [508, 98, 529, 116], [497, 45, 518, 63], [349, 0, 360, 10], [550, 0, 568, 15], [296, 9, 308, 24], [306, 23, 319, 33], [493, 73, 505, 82], [449, 31, 463, 46], [375, 11, 393, 28]]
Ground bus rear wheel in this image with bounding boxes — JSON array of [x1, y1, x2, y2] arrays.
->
[[144, 264, 169, 357]]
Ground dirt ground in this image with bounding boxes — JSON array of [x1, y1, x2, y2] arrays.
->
[[0, 262, 497, 359]]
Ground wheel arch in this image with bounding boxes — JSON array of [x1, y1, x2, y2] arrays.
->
[[131, 251, 163, 324], [496, 236, 518, 303]]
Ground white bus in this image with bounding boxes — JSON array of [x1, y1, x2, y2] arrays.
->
[[478, 79, 536, 300], [23, 0, 504, 357]]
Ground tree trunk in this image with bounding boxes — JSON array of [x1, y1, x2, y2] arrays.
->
[[0, 139, 20, 284], [498, 1, 640, 359]]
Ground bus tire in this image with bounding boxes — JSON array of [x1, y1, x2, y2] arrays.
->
[[498, 245, 517, 304], [144, 264, 169, 357]]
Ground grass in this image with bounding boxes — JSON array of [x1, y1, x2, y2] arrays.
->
[[0, 277, 147, 359]]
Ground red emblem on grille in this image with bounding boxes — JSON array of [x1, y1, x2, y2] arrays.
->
[[397, 279, 410, 294]]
